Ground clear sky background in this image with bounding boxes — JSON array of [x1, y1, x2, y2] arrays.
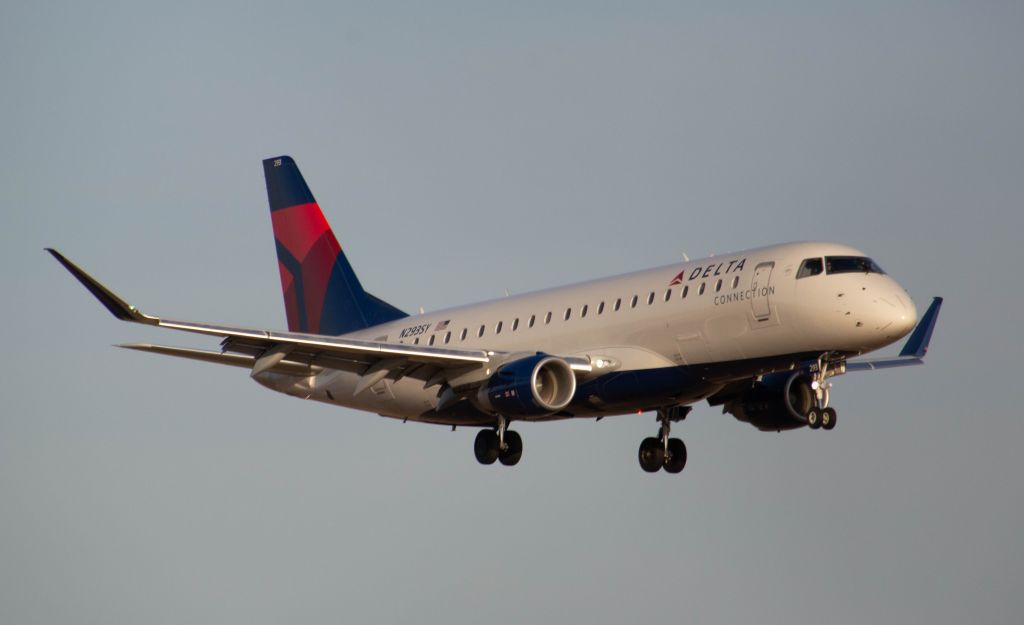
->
[[2, 2, 1022, 623]]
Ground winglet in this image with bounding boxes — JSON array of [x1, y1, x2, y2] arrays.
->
[[45, 248, 159, 325], [899, 297, 943, 358]]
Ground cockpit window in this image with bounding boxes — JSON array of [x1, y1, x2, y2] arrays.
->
[[825, 256, 885, 275], [797, 258, 824, 279]]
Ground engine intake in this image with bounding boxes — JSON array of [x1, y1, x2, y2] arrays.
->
[[476, 354, 577, 418]]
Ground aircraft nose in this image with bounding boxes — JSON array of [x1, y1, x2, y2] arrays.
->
[[878, 288, 917, 341], [896, 294, 917, 336]]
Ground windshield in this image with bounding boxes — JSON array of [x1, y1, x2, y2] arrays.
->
[[825, 256, 885, 275]]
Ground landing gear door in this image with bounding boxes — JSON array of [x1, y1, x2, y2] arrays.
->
[[750, 262, 774, 322]]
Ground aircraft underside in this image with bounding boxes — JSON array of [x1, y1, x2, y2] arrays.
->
[[252, 349, 865, 472]]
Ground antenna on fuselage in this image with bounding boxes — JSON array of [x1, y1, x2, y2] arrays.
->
[[682, 253, 689, 262]]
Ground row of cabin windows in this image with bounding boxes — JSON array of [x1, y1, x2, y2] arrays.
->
[[412, 275, 743, 345]]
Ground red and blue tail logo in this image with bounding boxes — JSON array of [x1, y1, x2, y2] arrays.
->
[[263, 156, 407, 335]]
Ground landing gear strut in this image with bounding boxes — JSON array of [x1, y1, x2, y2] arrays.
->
[[474, 416, 523, 467], [638, 406, 690, 474], [807, 354, 840, 431]]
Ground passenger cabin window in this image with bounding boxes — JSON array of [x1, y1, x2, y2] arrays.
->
[[460, 328, 468, 341], [478, 325, 485, 338], [598, 301, 605, 315], [444, 331, 451, 344], [682, 285, 689, 298], [647, 292, 655, 305], [797, 257, 824, 279], [614, 298, 622, 311], [630, 295, 638, 308], [699, 282, 706, 295], [528, 314, 536, 328], [732, 276, 740, 289], [512, 318, 519, 331], [664, 289, 672, 302], [581, 304, 588, 318], [545, 312, 552, 324], [564, 307, 572, 321], [715, 279, 723, 292], [495, 321, 503, 334], [825, 256, 885, 275]]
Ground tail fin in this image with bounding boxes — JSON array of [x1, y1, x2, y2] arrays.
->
[[263, 156, 407, 335]]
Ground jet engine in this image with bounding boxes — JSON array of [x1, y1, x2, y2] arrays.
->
[[476, 354, 577, 418], [723, 371, 815, 431]]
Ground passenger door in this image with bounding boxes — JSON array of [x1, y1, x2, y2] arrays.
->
[[750, 262, 774, 322]]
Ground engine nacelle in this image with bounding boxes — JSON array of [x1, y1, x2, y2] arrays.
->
[[476, 354, 577, 418], [724, 371, 815, 431]]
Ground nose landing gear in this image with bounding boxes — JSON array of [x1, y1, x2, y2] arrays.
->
[[807, 354, 841, 431], [638, 406, 690, 474]]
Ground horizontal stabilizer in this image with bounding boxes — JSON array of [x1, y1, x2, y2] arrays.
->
[[119, 343, 316, 375]]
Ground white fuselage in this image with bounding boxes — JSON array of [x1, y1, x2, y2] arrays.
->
[[254, 241, 917, 423]]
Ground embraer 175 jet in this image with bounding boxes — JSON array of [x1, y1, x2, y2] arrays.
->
[[48, 156, 943, 474]]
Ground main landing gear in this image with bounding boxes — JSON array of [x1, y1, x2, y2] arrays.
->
[[806, 406, 837, 430], [638, 406, 690, 474], [806, 354, 839, 431], [474, 416, 523, 466]]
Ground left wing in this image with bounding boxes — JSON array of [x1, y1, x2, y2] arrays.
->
[[47, 249, 593, 392]]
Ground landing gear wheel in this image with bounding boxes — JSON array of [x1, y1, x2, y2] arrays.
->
[[807, 408, 822, 430], [664, 438, 687, 474], [474, 429, 499, 465], [499, 430, 523, 466], [638, 437, 664, 473], [821, 407, 837, 430]]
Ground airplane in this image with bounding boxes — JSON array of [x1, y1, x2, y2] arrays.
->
[[47, 155, 943, 474]]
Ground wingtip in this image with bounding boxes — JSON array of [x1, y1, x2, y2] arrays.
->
[[899, 296, 943, 358], [47, 251, 158, 325]]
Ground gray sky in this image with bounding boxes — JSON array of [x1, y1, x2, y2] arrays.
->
[[2, 2, 1022, 623]]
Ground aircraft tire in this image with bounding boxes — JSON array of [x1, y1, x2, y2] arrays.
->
[[822, 408, 837, 431], [664, 438, 687, 474], [807, 408, 822, 430], [499, 430, 523, 466], [474, 429, 500, 465], [638, 437, 664, 473]]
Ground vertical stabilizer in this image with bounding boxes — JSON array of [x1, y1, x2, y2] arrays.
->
[[263, 156, 407, 335]]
